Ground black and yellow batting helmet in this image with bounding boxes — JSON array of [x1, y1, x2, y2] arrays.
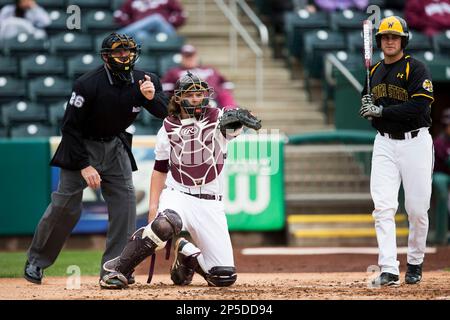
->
[[375, 16, 409, 49]]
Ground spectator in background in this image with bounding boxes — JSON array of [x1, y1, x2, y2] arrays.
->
[[405, 0, 450, 36], [313, 0, 368, 12], [433, 109, 450, 176], [162, 44, 237, 109], [0, 0, 50, 40], [114, 0, 187, 42]]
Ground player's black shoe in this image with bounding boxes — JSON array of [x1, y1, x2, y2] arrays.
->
[[24, 260, 43, 284], [373, 272, 400, 287], [405, 263, 423, 284], [170, 237, 201, 286]]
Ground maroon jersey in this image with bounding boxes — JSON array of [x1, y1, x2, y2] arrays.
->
[[163, 107, 226, 186]]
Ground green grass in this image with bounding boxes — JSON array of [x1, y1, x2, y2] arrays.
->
[[445, 267, 450, 272], [0, 250, 103, 278]]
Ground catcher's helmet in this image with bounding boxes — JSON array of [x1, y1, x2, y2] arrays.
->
[[174, 71, 214, 119], [376, 16, 409, 49], [100, 33, 141, 79]]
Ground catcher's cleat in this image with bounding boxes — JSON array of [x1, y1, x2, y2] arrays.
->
[[372, 272, 400, 287], [405, 263, 423, 284], [170, 238, 201, 286], [99, 272, 128, 289]]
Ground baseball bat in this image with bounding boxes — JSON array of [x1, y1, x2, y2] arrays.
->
[[363, 20, 373, 120]]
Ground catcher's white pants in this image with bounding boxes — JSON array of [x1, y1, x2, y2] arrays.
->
[[157, 188, 234, 272], [370, 128, 433, 275]]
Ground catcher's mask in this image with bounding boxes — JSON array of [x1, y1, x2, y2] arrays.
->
[[100, 33, 141, 82], [174, 71, 214, 120], [376, 16, 409, 49]]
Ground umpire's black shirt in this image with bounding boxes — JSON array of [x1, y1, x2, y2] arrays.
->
[[362, 54, 434, 134], [50, 65, 169, 171]]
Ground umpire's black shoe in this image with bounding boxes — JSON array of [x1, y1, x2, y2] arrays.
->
[[24, 260, 43, 284], [405, 263, 423, 284], [373, 272, 400, 287]]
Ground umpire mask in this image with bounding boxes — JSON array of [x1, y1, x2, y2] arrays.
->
[[100, 33, 141, 83], [174, 71, 214, 120]]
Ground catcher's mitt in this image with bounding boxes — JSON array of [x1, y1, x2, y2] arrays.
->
[[219, 108, 262, 136]]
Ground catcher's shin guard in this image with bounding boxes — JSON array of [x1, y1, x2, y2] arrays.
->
[[103, 209, 183, 279], [170, 238, 201, 285]]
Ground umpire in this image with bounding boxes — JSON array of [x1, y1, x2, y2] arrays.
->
[[360, 17, 434, 286], [24, 33, 168, 288]]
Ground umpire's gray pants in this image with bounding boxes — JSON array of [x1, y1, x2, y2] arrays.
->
[[27, 137, 136, 278]]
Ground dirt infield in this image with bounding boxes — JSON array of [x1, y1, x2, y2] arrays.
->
[[1, 247, 449, 300], [1, 272, 449, 300]]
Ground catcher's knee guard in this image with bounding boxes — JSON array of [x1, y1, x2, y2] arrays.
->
[[170, 238, 201, 286], [103, 209, 182, 278], [204, 266, 237, 287]]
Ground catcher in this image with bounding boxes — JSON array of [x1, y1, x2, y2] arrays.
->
[[100, 71, 261, 289]]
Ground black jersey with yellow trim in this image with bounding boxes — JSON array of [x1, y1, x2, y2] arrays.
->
[[362, 54, 434, 134]]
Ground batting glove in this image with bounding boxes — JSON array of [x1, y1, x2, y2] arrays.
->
[[361, 94, 374, 107], [360, 103, 383, 119]]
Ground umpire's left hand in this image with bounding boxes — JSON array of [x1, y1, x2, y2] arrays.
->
[[139, 75, 155, 100]]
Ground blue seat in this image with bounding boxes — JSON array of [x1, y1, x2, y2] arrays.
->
[[284, 10, 329, 58], [2, 33, 49, 56], [20, 54, 66, 78], [68, 0, 111, 10], [330, 10, 368, 32], [135, 55, 160, 75], [407, 30, 433, 53], [67, 53, 101, 79], [142, 34, 185, 57], [10, 123, 56, 138], [0, 76, 27, 105], [1, 101, 48, 127], [48, 100, 68, 127], [0, 56, 19, 76], [47, 10, 70, 36], [159, 53, 182, 76], [28, 76, 72, 104], [432, 30, 450, 55], [49, 32, 93, 56], [83, 10, 118, 34]]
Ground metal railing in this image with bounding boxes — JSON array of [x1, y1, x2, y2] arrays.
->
[[213, 0, 268, 105], [324, 53, 363, 92]]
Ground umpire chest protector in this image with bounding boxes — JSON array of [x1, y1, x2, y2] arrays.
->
[[163, 107, 226, 186]]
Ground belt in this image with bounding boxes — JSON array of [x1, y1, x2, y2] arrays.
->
[[85, 136, 116, 142], [183, 192, 223, 201], [379, 129, 419, 140]]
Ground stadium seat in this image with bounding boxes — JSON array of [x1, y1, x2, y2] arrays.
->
[[67, 53, 101, 79], [33, 0, 67, 10], [0, 56, 19, 76], [20, 54, 65, 78], [142, 34, 185, 57], [69, 0, 111, 10], [284, 10, 329, 58], [330, 10, 367, 32], [1, 101, 48, 127], [10, 123, 55, 138], [347, 30, 377, 54], [407, 31, 433, 53], [2, 33, 48, 56], [159, 53, 182, 76], [28, 76, 72, 104], [49, 32, 93, 56], [83, 10, 118, 34], [380, 9, 403, 19], [303, 30, 347, 77], [433, 30, 450, 55], [47, 10, 70, 36], [0, 77, 27, 105], [111, 0, 124, 11], [48, 100, 68, 127], [94, 32, 111, 52], [135, 55, 159, 75], [0, 127, 7, 138]]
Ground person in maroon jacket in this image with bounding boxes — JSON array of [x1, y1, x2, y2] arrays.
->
[[434, 109, 450, 176], [114, 0, 187, 41], [162, 44, 237, 109], [405, 0, 450, 36]]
